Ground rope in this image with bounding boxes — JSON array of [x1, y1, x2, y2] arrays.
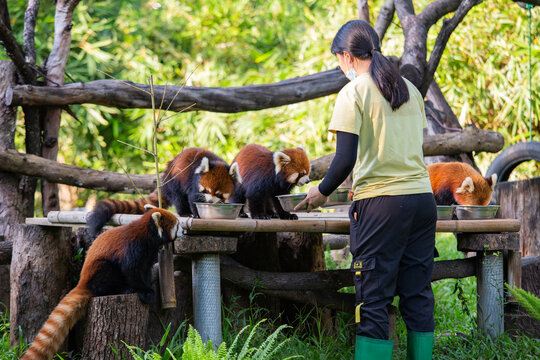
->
[[527, 4, 533, 141]]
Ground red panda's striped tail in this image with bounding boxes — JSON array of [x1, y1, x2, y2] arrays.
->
[[21, 286, 92, 360], [86, 190, 167, 236]]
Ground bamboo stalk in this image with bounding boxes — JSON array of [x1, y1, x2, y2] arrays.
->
[[42, 211, 521, 234]]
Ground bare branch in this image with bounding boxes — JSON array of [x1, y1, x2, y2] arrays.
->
[[357, 0, 370, 23], [115, 140, 154, 156], [418, 0, 461, 29], [23, 0, 40, 65], [374, 0, 395, 41], [8, 69, 349, 113], [0, 0, 11, 31], [421, 0, 482, 95], [0, 12, 36, 84]]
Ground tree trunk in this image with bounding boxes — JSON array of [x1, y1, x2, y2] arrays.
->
[[0, 61, 22, 313], [80, 293, 149, 359], [9, 224, 73, 347], [41, 0, 81, 214]]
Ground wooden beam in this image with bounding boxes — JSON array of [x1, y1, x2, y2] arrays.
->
[[6, 69, 349, 113]]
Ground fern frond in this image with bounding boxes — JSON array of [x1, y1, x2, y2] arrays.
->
[[506, 284, 540, 321]]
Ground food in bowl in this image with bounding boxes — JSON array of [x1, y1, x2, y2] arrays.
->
[[194, 202, 244, 219], [276, 193, 308, 212]]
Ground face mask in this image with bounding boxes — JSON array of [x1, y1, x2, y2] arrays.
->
[[345, 60, 357, 80], [346, 67, 357, 81]]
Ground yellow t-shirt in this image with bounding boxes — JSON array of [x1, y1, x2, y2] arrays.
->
[[328, 73, 432, 200]]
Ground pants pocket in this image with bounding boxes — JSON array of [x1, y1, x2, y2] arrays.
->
[[352, 256, 377, 305]]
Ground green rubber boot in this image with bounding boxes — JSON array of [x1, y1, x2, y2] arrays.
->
[[406, 331, 434, 360], [354, 335, 394, 360]]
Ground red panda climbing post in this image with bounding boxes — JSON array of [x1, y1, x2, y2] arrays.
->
[[20, 208, 181, 360]]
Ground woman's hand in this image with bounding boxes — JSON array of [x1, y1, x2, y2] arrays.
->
[[294, 186, 328, 212]]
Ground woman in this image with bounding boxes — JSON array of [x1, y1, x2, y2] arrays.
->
[[295, 20, 436, 360]]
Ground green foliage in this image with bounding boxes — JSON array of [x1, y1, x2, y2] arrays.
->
[[2, 1, 537, 209], [506, 284, 540, 322]]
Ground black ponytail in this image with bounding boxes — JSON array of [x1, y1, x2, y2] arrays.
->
[[331, 20, 409, 111]]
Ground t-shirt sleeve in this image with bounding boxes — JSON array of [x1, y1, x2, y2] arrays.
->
[[417, 90, 427, 128], [328, 85, 362, 135]]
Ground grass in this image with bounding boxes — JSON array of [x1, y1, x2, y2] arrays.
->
[[1, 234, 539, 359]]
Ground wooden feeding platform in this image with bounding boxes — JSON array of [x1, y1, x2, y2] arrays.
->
[[12, 211, 521, 355]]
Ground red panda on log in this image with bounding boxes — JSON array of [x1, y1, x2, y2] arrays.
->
[[21, 208, 181, 360], [87, 147, 241, 235], [427, 162, 497, 205], [230, 144, 310, 219]]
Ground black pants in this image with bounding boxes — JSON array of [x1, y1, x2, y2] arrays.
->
[[349, 193, 437, 339]]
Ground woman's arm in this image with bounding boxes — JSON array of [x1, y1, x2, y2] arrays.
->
[[318, 131, 358, 196], [295, 131, 358, 212]]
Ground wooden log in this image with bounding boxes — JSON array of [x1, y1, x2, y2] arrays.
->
[[158, 247, 176, 309], [0, 148, 157, 193], [323, 234, 349, 250], [175, 255, 477, 291], [174, 235, 238, 255], [80, 293, 149, 359], [493, 177, 540, 257], [457, 233, 520, 252], [10, 225, 72, 347], [6, 70, 349, 113]]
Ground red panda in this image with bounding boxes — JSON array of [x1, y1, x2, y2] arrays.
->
[[427, 162, 497, 206], [21, 208, 181, 360], [229, 144, 310, 219], [87, 147, 241, 235]]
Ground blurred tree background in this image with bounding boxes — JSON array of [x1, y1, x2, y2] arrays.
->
[[1, 0, 538, 209]]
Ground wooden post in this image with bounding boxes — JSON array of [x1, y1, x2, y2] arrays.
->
[[80, 293, 149, 359], [507, 250, 522, 301], [9, 225, 72, 347], [457, 232, 520, 338]]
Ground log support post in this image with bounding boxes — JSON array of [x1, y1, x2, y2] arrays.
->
[[174, 235, 237, 348], [80, 293, 149, 359], [9, 224, 72, 347], [457, 232, 519, 338]]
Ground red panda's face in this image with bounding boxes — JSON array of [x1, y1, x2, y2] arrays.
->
[[454, 175, 497, 206], [196, 158, 240, 203], [275, 147, 311, 186]]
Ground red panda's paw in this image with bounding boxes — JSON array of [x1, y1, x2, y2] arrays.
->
[[251, 215, 271, 220], [239, 212, 249, 218], [279, 213, 298, 220]]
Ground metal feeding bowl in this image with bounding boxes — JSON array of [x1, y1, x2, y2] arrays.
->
[[455, 205, 500, 220], [195, 202, 244, 219], [276, 193, 308, 212], [324, 187, 352, 207], [436, 205, 455, 220]]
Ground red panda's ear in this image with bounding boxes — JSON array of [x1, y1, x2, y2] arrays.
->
[[487, 174, 498, 190], [195, 157, 210, 174], [273, 151, 291, 174], [151, 212, 163, 237], [456, 177, 475, 194], [144, 204, 157, 212], [229, 162, 242, 184]]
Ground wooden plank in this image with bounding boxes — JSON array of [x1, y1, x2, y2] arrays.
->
[[493, 177, 540, 256], [457, 233, 520, 252], [507, 251, 522, 302], [174, 236, 237, 255]]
